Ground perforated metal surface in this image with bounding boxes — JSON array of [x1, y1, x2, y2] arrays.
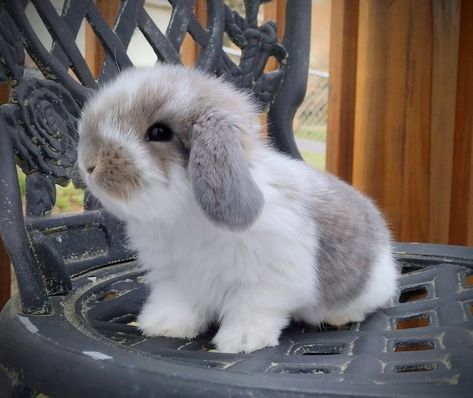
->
[[78, 251, 473, 388]]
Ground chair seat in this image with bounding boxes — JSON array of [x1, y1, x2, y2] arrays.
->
[[1, 243, 473, 397]]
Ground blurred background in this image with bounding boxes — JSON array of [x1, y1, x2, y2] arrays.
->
[[4, 0, 473, 245], [21, 0, 332, 171], [1, 1, 473, 307]]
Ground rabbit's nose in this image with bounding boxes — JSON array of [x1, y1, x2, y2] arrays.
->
[[87, 164, 96, 174]]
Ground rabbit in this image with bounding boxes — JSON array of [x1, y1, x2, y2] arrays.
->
[[77, 63, 398, 353]]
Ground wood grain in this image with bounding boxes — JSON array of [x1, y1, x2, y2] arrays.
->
[[450, 0, 473, 245], [351, 0, 462, 243], [0, 83, 9, 104], [326, 0, 359, 183], [85, 0, 121, 78], [85, 20, 100, 78], [261, 0, 286, 136], [400, 0, 432, 242], [180, 32, 198, 66], [353, 0, 408, 236], [182, 0, 207, 66], [263, 0, 285, 72], [429, 0, 461, 243], [380, 0, 410, 239]]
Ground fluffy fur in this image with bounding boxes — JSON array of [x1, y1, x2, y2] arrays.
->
[[77, 64, 398, 353]]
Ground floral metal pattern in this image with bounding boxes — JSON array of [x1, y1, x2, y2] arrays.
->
[[0, 0, 288, 215]]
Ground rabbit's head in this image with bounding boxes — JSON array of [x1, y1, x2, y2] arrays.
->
[[77, 64, 264, 230]]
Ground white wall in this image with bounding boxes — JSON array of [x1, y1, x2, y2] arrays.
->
[[25, 0, 172, 68], [126, 1, 172, 66], [25, 0, 86, 54], [25, 1, 331, 71]]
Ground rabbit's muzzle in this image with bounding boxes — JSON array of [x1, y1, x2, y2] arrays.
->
[[88, 143, 142, 201]]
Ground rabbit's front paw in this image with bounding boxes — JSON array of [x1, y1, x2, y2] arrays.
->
[[326, 311, 366, 326], [213, 325, 280, 353], [213, 313, 286, 353], [138, 304, 200, 339]]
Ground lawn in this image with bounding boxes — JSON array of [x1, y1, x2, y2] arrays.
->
[[301, 151, 326, 170], [295, 127, 327, 170], [295, 127, 327, 142], [17, 168, 84, 213]]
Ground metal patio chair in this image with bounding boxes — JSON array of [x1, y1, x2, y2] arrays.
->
[[0, 1, 472, 396]]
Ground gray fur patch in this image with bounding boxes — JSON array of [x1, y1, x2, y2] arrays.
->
[[189, 116, 264, 230], [309, 173, 391, 306]]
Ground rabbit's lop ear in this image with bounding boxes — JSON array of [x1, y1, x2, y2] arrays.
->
[[188, 117, 264, 231]]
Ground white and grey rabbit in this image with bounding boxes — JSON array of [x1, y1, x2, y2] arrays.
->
[[77, 63, 398, 353]]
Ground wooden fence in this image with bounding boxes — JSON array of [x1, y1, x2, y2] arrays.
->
[[1, 0, 473, 309], [328, 0, 473, 246]]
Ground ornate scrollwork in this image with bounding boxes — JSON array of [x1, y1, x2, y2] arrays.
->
[[1, 77, 81, 215], [0, 0, 292, 216], [12, 77, 80, 182], [0, 6, 25, 82], [217, 3, 288, 109]]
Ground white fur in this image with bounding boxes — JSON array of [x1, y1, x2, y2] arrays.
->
[[119, 149, 396, 353], [78, 66, 398, 353], [126, 150, 320, 353]]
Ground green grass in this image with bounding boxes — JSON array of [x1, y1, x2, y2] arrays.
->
[[301, 151, 326, 170], [17, 168, 84, 214], [17, 168, 26, 197], [295, 127, 327, 142], [55, 183, 84, 212]]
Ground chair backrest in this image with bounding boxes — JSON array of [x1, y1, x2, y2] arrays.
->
[[0, 0, 311, 314]]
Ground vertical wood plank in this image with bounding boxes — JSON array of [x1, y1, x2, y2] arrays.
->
[[450, 0, 473, 245], [262, 0, 286, 136], [429, 0, 461, 243], [352, 0, 435, 242], [85, 22, 100, 78], [182, 0, 207, 66], [400, 1, 432, 241], [181, 33, 198, 66], [0, 83, 9, 104], [353, 0, 405, 235], [326, 0, 359, 183], [273, 0, 286, 42], [0, 83, 11, 308], [379, 1, 410, 238], [263, 0, 285, 71], [85, 0, 121, 78]]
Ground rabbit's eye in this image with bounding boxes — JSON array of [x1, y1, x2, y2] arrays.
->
[[146, 123, 173, 142]]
